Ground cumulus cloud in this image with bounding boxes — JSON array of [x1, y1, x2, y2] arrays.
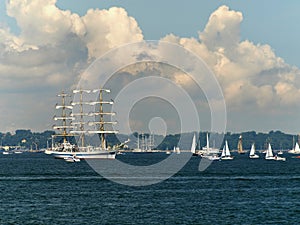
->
[[162, 5, 300, 112]]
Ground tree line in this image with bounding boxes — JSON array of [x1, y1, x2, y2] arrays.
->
[[0, 129, 297, 150]]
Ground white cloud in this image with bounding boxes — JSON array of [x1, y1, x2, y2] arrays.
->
[[82, 7, 143, 59], [0, 2, 300, 133], [162, 5, 300, 113]]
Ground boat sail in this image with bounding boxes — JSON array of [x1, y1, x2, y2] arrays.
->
[[249, 143, 259, 159], [191, 133, 197, 156], [237, 135, 245, 154], [221, 140, 233, 160], [46, 88, 118, 160], [265, 143, 286, 161]]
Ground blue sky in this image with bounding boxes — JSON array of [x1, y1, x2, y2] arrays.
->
[[1, 0, 300, 134]]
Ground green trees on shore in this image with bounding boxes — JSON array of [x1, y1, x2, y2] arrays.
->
[[0, 129, 297, 150]]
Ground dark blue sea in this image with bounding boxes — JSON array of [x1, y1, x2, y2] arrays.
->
[[0, 152, 300, 225]]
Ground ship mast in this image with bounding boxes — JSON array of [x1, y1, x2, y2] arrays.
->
[[53, 91, 74, 145], [87, 88, 118, 150], [70, 89, 91, 147]]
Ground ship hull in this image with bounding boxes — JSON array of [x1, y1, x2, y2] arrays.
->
[[50, 150, 116, 160]]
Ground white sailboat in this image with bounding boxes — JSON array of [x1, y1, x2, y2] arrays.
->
[[202, 133, 220, 154], [265, 143, 286, 161], [249, 143, 259, 159], [174, 147, 181, 154], [201, 132, 220, 160], [288, 142, 300, 154], [221, 140, 233, 160]]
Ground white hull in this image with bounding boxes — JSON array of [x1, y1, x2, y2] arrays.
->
[[64, 155, 81, 162], [201, 154, 220, 161], [265, 156, 286, 161], [202, 147, 220, 154], [249, 154, 259, 159], [49, 150, 116, 159], [221, 156, 234, 160], [288, 150, 300, 154], [275, 157, 286, 161]]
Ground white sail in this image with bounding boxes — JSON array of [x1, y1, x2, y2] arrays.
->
[[89, 101, 114, 105], [53, 116, 75, 121], [191, 134, 196, 154], [266, 143, 273, 158], [225, 140, 231, 156], [221, 146, 226, 157], [88, 121, 117, 126], [89, 112, 116, 116], [206, 133, 209, 150], [55, 105, 73, 110], [71, 113, 90, 116], [53, 125, 75, 129], [295, 142, 300, 152], [87, 130, 118, 134], [249, 143, 255, 156]]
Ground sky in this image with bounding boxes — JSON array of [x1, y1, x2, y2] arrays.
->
[[1, 0, 300, 134]]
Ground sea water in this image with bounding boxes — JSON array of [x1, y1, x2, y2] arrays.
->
[[0, 152, 300, 224]]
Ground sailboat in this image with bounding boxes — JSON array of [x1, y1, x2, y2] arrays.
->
[[64, 155, 81, 163], [221, 140, 233, 160], [202, 133, 220, 154], [201, 132, 220, 160], [237, 135, 245, 154], [174, 146, 181, 154], [288, 142, 300, 154], [265, 143, 286, 161], [191, 133, 197, 156], [46, 89, 119, 160], [249, 143, 259, 159]]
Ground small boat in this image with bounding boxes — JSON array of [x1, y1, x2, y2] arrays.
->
[[201, 154, 220, 161], [64, 155, 80, 163], [221, 140, 233, 160], [14, 151, 23, 154], [265, 143, 286, 161], [277, 150, 283, 155], [174, 147, 180, 154], [2, 151, 10, 155], [249, 143, 259, 159], [288, 142, 300, 154]]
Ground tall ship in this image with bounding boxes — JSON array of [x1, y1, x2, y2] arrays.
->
[[45, 88, 118, 159]]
